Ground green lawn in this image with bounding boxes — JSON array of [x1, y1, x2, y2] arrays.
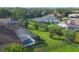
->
[[29, 30, 63, 46], [53, 45, 79, 52], [29, 30, 79, 52]]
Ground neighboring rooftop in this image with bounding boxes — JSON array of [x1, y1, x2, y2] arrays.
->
[[33, 15, 60, 23], [0, 18, 40, 47], [0, 18, 17, 25], [59, 14, 79, 30], [0, 25, 20, 45]]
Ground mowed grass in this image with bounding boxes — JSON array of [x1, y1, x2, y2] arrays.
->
[[29, 30, 63, 46], [29, 30, 79, 52], [52, 32, 79, 52], [53, 45, 79, 52]]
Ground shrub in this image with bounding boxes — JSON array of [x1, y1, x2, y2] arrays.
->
[[2, 43, 27, 52]]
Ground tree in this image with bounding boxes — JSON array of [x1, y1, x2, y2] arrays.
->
[[64, 29, 76, 42], [34, 22, 39, 30], [2, 43, 27, 52], [23, 20, 29, 29], [44, 26, 49, 31], [54, 8, 73, 17], [18, 18, 25, 26], [39, 23, 48, 31], [49, 29, 55, 38], [48, 24, 64, 39], [0, 8, 12, 18], [10, 8, 26, 19], [48, 25, 63, 36]]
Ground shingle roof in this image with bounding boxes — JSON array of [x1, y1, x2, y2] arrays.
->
[[33, 15, 59, 23], [0, 25, 20, 45]]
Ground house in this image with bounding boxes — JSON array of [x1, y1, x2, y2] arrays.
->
[[58, 14, 79, 31], [14, 27, 35, 47], [58, 22, 68, 29], [0, 18, 38, 47], [33, 15, 60, 23], [68, 14, 79, 20], [0, 25, 21, 46], [0, 24, 37, 47], [0, 18, 17, 26]]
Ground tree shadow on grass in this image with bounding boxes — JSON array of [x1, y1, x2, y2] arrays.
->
[[26, 39, 48, 52], [52, 37, 65, 41]]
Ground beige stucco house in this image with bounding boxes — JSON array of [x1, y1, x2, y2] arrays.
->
[[58, 14, 79, 30]]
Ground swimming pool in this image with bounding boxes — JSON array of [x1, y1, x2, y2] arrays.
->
[[15, 28, 35, 47]]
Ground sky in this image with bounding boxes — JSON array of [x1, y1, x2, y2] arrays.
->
[[0, 0, 79, 7]]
